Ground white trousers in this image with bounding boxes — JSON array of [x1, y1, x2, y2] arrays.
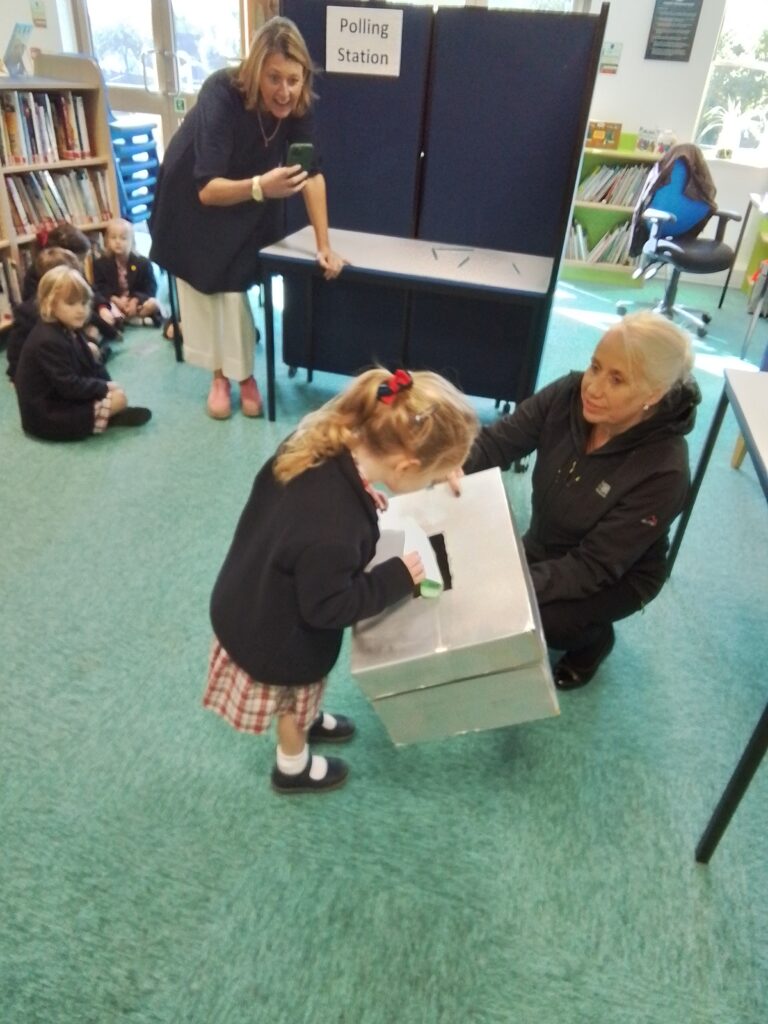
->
[[176, 280, 256, 382]]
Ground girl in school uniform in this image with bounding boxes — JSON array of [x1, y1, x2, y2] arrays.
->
[[205, 368, 479, 794], [14, 266, 151, 441]]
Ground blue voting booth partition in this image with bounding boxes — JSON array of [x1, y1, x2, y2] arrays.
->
[[278, 0, 607, 405]]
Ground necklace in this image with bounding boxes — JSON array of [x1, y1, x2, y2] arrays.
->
[[256, 106, 281, 147]]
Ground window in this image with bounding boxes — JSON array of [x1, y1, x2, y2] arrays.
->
[[695, 0, 768, 161]]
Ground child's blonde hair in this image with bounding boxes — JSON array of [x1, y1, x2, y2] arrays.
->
[[274, 368, 479, 484], [105, 217, 133, 244], [38, 266, 93, 323]]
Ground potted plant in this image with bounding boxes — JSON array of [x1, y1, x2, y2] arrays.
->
[[698, 98, 768, 159]]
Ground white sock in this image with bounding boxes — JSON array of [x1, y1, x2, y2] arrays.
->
[[276, 745, 309, 776], [309, 755, 328, 781], [319, 712, 337, 730]]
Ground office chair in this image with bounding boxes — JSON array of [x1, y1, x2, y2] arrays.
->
[[617, 148, 741, 337]]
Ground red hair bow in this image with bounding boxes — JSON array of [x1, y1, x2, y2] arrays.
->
[[377, 369, 413, 405]]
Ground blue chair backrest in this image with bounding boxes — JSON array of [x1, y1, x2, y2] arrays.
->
[[650, 160, 711, 237]]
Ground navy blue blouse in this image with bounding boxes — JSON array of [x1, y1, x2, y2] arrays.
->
[[149, 69, 319, 294]]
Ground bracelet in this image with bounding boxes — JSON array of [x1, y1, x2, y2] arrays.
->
[[251, 175, 264, 202]]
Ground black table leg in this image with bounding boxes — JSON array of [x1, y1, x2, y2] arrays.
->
[[718, 198, 751, 309], [168, 273, 183, 363], [696, 702, 768, 863], [667, 386, 730, 576], [264, 275, 276, 422]]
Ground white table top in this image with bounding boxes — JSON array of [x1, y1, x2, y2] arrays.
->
[[260, 227, 554, 297], [725, 368, 768, 499]]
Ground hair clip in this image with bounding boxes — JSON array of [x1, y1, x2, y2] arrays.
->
[[377, 369, 413, 405]]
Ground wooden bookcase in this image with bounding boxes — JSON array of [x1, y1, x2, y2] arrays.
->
[[0, 53, 119, 324], [561, 139, 660, 286]]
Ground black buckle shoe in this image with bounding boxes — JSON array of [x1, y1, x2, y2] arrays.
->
[[308, 712, 356, 743], [271, 756, 349, 794]]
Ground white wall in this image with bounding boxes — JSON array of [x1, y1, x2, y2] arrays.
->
[[587, 0, 725, 143]]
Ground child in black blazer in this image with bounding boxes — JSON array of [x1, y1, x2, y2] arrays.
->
[[93, 218, 162, 327], [6, 247, 81, 382], [14, 266, 151, 441], [206, 368, 479, 794]]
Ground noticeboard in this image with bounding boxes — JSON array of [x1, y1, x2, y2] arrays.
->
[[645, 0, 703, 63]]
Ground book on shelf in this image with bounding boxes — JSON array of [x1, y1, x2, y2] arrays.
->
[[0, 261, 14, 329], [41, 169, 67, 218], [75, 167, 100, 221], [93, 168, 112, 220], [57, 170, 88, 224], [5, 176, 33, 233], [1, 93, 25, 164], [51, 92, 81, 159], [73, 95, 91, 158]]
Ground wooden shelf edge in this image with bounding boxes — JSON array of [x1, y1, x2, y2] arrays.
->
[[574, 201, 635, 213]]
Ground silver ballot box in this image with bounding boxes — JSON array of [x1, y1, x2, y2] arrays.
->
[[351, 468, 560, 745]]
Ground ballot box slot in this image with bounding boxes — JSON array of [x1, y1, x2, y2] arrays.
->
[[428, 533, 452, 591]]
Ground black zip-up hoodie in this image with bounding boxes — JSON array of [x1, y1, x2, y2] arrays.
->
[[464, 371, 701, 606]]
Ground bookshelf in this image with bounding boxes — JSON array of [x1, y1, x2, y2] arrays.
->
[[0, 53, 119, 327], [561, 138, 661, 286]]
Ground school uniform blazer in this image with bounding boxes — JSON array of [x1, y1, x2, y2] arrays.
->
[[210, 449, 415, 685], [93, 252, 158, 303], [14, 319, 110, 441]]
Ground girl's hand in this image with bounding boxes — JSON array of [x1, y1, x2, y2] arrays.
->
[[316, 248, 348, 280], [260, 165, 308, 199], [446, 468, 464, 496], [402, 550, 425, 586], [371, 489, 389, 512]]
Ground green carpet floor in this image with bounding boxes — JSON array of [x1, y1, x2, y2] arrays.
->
[[1, 276, 766, 1024]]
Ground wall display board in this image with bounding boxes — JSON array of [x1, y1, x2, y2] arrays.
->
[[645, 0, 703, 63], [275, 1, 607, 407]]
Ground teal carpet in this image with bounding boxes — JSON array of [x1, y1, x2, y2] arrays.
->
[[1, 277, 766, 1023]]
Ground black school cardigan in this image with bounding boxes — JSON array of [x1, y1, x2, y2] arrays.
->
[[92, 252, 158, 303], [14, 319, 110, 441], [210, 449, 414, 685]]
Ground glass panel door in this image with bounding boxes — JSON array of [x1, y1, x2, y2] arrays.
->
[[73, 0, 249, 152]]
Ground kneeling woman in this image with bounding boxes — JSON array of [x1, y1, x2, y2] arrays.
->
[[464, 311, 700, 689]]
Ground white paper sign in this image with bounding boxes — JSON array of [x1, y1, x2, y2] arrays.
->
[[325, 5, 403, 77]]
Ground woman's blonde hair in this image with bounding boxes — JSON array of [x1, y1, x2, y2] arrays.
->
[[610, 311, 694, 394], [234, 16, 315, 116], [274, 368, 479, 484], [38, 266, 92, 323]]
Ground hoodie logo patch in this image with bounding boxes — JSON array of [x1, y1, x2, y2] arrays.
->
[[596, 481, 611, 498], [641, 514, 658, 527]]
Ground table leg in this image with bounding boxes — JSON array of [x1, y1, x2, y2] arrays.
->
[[168, 273, 183, 363], [264, 275, 276, 422], [667, 385, 730, 576], [718, 198, 752, 309], [695, 702, 768, 863], [740, 262, 768, 360]]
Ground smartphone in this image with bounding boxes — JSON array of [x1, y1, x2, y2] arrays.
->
[[286, 142, 314, 173]]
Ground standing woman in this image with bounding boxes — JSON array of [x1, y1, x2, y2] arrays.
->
[[149, 16, 345, 419]]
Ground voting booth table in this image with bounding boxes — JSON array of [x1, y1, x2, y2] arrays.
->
[[351, 469, 559, 746], [263, 1, 608, 415]]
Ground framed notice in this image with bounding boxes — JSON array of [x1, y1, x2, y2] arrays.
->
[[586, 121, 622, 150], [645, 0, 703, 63]]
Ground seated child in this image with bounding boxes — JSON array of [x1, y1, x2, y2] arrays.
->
[[23, 224, 124, 342], [14, 266, 152, 442], [93, 218, 162, 327], [6, 247, 81, 382]]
